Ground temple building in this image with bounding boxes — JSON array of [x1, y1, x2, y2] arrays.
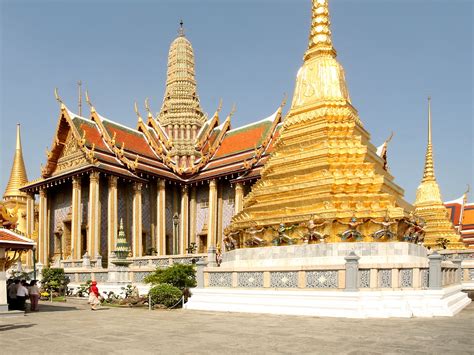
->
[[413, 98, 465, 250], [14, 0, 468, 270], [445, 192, 474, 248], [21, 25, 284, 266]]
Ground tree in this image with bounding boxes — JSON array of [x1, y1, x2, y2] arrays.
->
[[41, 268, 69, 294], [144, 264, 196, 290]]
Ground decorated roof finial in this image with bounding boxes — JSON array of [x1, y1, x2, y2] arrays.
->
[[85, 90, 96, 113], [178, 19, 185, 37], [304, 0, 336, 60], [422, 97, 436, 182], [78, 80, 83, 116]]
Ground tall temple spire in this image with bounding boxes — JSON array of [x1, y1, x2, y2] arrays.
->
[[422, 97, 435, 182], [304, 0, 336, 60], [158, 24, 207, 168], [3, 124, 28, 199], [291, 0, 350, 112], [414, 98, 465, 249]]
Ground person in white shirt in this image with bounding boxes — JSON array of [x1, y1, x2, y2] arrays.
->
[[16, 280, 29, 311], [29, 280, 40, 311]]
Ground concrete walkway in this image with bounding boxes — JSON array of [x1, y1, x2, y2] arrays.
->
[[0, 299, 473, 354]]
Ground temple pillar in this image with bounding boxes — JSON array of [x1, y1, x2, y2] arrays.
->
[[107, 176, 118, 260], [70, 176, 82, 259], [207, 180, 218, 249], [234, 182, 244, 214], [25, 193, 35, 267], [88, 172, 100, 258], [156, 179, 166, 255], [38, 188, 48, 265], [189, 187, 197, 248], [132, 182, 143, 257], [217, 186, 223, 249], [180, 186, 189, 255]]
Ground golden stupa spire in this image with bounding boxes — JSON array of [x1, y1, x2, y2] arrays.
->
[[304, 0, 336, 60], [422, 97, 435, 182], [414, 98, 465, 249], [3, 124, 28, 199], [290, 0, 350, 112]]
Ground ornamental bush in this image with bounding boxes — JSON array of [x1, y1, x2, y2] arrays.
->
[[144, 264, 196, 290], [41, 268, 69, 294], [148, 284, 182, 308]]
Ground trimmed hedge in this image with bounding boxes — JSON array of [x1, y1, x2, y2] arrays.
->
[[149, 284, 182, 308]]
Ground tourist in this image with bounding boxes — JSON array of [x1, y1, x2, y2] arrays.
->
[[29, 280, 40, 311], [88, 281, 100, 310], [7, 279, 19, 310], [16, 280, 29, 311]]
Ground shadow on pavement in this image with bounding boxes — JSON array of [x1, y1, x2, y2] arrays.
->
[[29, 303, 80, 313], [0, 323, 36, 331]]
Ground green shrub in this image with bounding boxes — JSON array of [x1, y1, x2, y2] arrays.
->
[[148, 284, 182, 308], [41, 268, 69, 293], [144, 263, 196, 290]]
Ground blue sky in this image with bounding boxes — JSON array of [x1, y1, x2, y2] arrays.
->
[[0, 0, 472, 203]]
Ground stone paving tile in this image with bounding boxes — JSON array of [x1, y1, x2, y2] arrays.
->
[[0, 299, 473, 354]]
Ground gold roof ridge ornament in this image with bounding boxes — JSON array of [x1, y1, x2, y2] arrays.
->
[[54, 88, 66, 110], [85, 90, 96, 113]]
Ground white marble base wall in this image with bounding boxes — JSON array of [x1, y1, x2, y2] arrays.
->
[[185, 285, 471, 318], [222, 243, 428, 268]]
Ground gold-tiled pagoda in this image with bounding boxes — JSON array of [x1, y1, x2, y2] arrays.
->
[[414, 98, 465, 250], [229, 0, 413, 243], [3, 124, 28, 201]]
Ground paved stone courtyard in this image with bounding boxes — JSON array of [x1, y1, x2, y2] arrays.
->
[[0, 299, 473, 354]]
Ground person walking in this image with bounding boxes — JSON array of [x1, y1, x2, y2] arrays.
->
[[88, 281, 100, 311], [16, 280, 29, 311], [29, 280, 40, 311]]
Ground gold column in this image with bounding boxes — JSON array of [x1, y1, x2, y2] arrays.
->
[[88, 172, 100, 258], [157, 180, 166, 255], [26, 193, 35, 237], [180, 186, 189, 255], [107, 176, 118, 259], [132, 182, 143, 257], [234, 183, 244, 214], [189, 187, 197, 246], [38, 188, 48, 265], [207, 180, 218, 248], [217, 186, 223, 249], [71, 176, 82, 259]]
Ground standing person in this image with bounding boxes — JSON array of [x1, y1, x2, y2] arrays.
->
[[88, 281, 100, 311], [7, 280, 19, 310], [16, 280, 29, 311], [29, 280, 40, 312]]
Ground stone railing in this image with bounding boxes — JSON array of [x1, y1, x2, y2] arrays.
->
[[62, 254, 207, 285], [196, 251, 460, 291]]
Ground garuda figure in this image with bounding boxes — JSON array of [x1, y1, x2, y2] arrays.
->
[[403, 217, 425, 244], [338, 217, 365, 241], [369, 216, 397, 240], [223, 230, 240, 251], [300, 218, 330, 243], [271, 223, 297, 246], [244, 226, 266, 247]]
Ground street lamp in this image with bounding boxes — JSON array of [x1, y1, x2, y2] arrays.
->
[[172, 213, 179, 255]]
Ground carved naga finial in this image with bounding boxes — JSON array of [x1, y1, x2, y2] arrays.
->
[[85, 90, 96, 113], [145, 97, 153, 119], [54, 88, 65, 109]]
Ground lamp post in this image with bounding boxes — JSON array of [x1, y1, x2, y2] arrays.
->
[[32, 246, 37, 281], [172, 213, 179, 255]]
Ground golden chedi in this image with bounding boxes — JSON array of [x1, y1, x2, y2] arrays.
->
[[229, 0, 414, 245], [414, 98, 465, 250]]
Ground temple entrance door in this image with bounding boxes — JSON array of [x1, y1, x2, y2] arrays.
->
[[165, 235, 173, 255], [197, 234, 207, 254], [62, 220, 71, 259], [80, 227, 87, 257]]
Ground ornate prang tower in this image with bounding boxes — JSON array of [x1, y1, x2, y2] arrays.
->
[[230, 0, 412, 243], [3, 124, 29, 233], [414, 98, 465, 249], [158, 22, 207, 169]]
